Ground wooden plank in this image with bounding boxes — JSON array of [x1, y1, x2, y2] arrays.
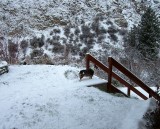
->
[[107, 57, 113, 92], [85, 54, 148, 100], [85, 54, 160, 101], [127, 88, 131, 97], [86, 54, 109, 73], [110, 57, 160, 101], [111, 72, 148, 100]]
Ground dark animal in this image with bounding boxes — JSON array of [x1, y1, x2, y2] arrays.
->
[[23, 62, 27, 65], [79, 68, 94, 80]]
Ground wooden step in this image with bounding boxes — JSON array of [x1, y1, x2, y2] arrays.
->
[[87, 82, 128, 97]]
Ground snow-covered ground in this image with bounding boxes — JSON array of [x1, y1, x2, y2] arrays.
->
[[0, 61, 8, 67], [119, 87, 157, 100], [0, 65, 157, 129]]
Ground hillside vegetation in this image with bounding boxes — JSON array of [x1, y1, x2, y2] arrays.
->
[[0, 0, 160, 86]]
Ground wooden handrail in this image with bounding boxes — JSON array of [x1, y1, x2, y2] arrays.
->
[[111, 71, 148, 99], [85, 54, 160, 101], [108, 57, 160, 101], [86, 53, 109, 73]]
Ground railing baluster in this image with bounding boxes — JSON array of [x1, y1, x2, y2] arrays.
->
[[108, 57, 112, 92], [149, 91, 152, 98], [86, 54, 90, 70], [127, 88, 130, 97]]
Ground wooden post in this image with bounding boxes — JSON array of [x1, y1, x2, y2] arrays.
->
[[86, 54, 90, 70], [149, 91, 152, 98], [107, 57, 112, 92], [127, 88, 130, 97]]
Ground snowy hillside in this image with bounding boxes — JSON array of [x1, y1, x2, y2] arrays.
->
[[0, 0, 159, 33], [0, 0, 160, 34], [0, 65, 157, 129], [0, 0, 160, 65], [0, 0, 160, 90]]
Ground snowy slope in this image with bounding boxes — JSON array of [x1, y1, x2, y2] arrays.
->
[[1, 0, 159, 36], [0, 0, 160, 66], [0, 65, 157, 129]]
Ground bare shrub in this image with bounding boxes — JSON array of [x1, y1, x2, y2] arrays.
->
[[110, 33, 118, 42], [52, 42, 64, 53], [7, 40, 19, 64], [118, 29, 127, 36], [50, 31, 53, 35], [72, 45, 80, 55], [69, 33, 74, 42], [64, 26, 71, 38], [30, 36, 44, 48], [52, 35, 60, 41], [74, 27, 80, 36], [75, 37, 79, 43], [61, 38, 67, 44], [79, 47, 89, 58], [65, 43, 80, 55], [106, 20, 113, 25], [80, 34, 84, 42], [30, 49, 44, 59], [107, 26, 118, 34], [81, 25, 90, 37], [98, 35, 106, 43], [99, 27, 107, 34], [20, 40, 28, 49], [47, 38, 55, 45], [50, 28, 61, 36], [30, 37, 39, 48], [8, 40, 18, 58], [0, 41, 8, 61], [80, 29, 95, 46], [53, 28, 61, 34], [31, 54, 53, 64]]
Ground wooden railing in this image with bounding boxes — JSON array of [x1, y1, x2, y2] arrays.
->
[[86, 54, 160, 101]]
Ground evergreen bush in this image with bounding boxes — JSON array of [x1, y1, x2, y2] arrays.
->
[[138, 6, 160, 60], [143, 107, 160, 129]]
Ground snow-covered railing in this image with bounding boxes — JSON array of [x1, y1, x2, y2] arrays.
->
[[86, 54, 160, 102], [0, 61, 9, 75]]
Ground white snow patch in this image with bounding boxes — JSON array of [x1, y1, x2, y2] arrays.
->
[[0, 61, 8, 67], [0, 65, 156, 129]]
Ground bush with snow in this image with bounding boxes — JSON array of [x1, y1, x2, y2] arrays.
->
[[30, 36, 44, 48], [64, 70, 78, 80], [30, 49, 44, 59]]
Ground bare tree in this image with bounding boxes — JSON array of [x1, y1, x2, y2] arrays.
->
[[0, 36, 9, 62]]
